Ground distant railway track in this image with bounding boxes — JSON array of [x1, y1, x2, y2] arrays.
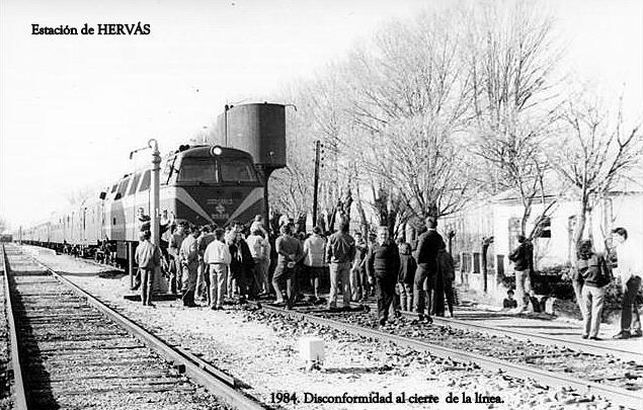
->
[[254, 302, 643, 409], [2, 244, 265, 410]]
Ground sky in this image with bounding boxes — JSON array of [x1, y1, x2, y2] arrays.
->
[[1, 0, 642, 230]]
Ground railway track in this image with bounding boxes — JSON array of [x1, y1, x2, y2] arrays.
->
[[2, 244, 265, 410], [253, 301, 643, 409], [397, 307, 643, 364]]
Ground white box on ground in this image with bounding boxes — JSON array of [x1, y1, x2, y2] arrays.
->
[[299, 337, 325, 362]]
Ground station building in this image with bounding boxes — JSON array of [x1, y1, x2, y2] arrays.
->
[[442, 177, 643, 299]]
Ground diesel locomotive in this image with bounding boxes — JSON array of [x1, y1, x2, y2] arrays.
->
[[21, 102, 287, 263]]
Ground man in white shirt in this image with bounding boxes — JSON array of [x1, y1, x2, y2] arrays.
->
[[612, 227, 642, 339], [303, 226, 327, 301], [204, 228, 232, 310], [246, 228, 271, 295]]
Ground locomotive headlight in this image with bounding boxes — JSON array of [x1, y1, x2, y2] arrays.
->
[[210, 146, 223, 156]]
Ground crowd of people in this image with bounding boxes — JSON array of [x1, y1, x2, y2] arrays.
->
[[505, 227, 641, 341], [131, 213, 457, 327], [78, 206, 643, 339]]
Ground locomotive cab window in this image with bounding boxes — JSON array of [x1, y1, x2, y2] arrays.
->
[[219, 158, 256, 182], [139, 170, 151, 191], [176, 158, 219, 184], [116, 178, 130, 199], [128, 173, 142, 196]]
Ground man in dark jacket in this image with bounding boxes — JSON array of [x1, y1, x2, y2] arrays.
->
[[325, 221, 356, 309], [413, 216, 445, 322], [508, 235, 533, 312], [135, 230, 161, 306], [577, 240, 611, 339], [273, 224, 303, 308], [367, 226, 401, 326], [229, 229, 255, 302]]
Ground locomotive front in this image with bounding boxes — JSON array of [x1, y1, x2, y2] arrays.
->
[[161, 145, 264, 228]]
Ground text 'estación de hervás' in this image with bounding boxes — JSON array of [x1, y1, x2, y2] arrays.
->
[[31, 23, 151, 36]]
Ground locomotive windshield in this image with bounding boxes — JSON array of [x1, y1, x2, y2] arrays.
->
[[176, 157, 257, 184], [177, 158, 219, 183], [219, 158, 256, 182]]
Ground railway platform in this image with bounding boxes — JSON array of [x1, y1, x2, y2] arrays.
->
[[444, 300, 643, 359]]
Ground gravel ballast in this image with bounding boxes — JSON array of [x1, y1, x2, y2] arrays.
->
[[26, 246, 616, 409]]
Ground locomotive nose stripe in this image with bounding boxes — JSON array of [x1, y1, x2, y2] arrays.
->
[[169, 188, 215, 224], [225, 188, 263, 225]]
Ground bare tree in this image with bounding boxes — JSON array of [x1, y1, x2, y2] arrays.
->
[[269, 84, 317, 219], [474, 116, 555, 236], [344, 10, 475, 224], [552, 94, 642, 246], [66, 185, 95, 206], [467, 1, 562, 236], [269, 72, 355, 231]]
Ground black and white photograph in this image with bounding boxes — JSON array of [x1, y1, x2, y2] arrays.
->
[[1, 0, 642, 408]]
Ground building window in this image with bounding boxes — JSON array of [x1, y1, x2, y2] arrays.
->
[[534, 216, 551, 238]]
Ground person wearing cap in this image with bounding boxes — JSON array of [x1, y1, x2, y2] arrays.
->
[[135, 230, 161, 306]]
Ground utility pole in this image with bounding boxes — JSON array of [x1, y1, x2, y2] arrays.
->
[[312, 140, 321, 228], [224, 104, 230, 146]]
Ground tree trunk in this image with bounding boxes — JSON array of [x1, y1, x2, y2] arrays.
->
[[520, 203, 532, 237], [572, 199, 589, 262], [354, 185, 369, 236]]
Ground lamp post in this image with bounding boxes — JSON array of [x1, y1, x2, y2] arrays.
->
[[149, 138, 161, 247], [129, 139, 165, 296]]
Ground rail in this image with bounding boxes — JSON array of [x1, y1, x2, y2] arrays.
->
[[1, 244, 28, 410], [412, 311, 643, 363], [348, 300, 643, 364], [257, 302, 643, 410], [8, 244, 267, 410]]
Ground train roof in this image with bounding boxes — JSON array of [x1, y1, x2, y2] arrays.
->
[[171, 144, 254, 160]]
